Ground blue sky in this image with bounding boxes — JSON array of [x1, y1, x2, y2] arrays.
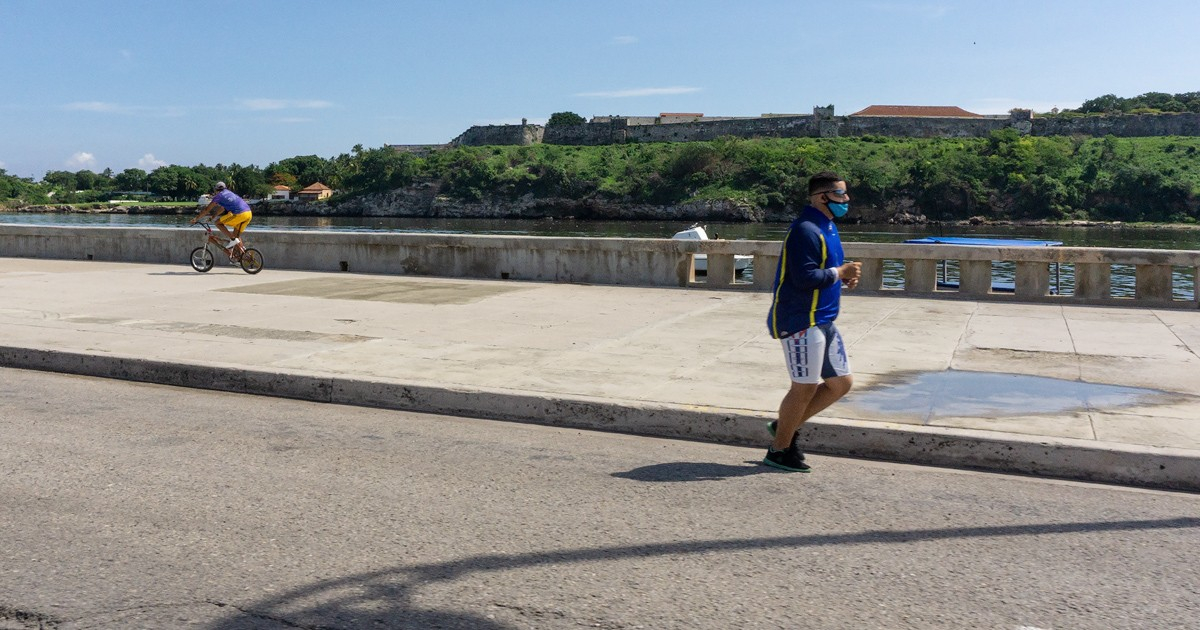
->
[[1, 0, 1197, 178]]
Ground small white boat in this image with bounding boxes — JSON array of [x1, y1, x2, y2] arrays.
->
[[672, 224, 752, 273]]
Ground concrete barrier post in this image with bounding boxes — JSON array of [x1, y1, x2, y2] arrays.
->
[[904, 259, 937, 293], [1135, 264, 1174, 302], [1194, 267, 1200, 308], [1015, 261, 1051, 297], [959, 260, 992, 295], [1074, 262, 1111, 299], [686, 255, 699, 285], [753, 254, 779, 290], [705, 253, 737, 289], [857, 258, 883, 291]]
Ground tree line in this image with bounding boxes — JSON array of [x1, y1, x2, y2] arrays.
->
[[1066, 91, 1200, 115], [0, 144, 416, 205], [3, 132, 1199, 225]]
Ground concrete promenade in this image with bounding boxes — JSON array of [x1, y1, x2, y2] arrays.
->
[[2, 256, 1199, 491]]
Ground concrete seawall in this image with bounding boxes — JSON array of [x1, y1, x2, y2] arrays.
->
[[2, 224, 1198, 307]]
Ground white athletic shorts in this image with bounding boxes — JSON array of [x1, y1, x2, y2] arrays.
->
[[780, 322, 851, 384]]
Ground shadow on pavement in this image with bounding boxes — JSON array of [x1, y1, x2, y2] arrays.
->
[[610, 460, 773, 482], [203, 517, 1200, 630]]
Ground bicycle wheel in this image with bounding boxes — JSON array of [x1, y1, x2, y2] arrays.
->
[[190, 246, 214, 272], [240, 248, 264, 274]]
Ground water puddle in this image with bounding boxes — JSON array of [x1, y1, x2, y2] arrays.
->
[[847, 370, 1166, 418]]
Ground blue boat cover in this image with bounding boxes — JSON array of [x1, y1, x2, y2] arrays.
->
[[904, 236, 1063, 247]]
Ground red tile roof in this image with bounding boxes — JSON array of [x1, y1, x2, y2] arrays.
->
[[299, 182, 331, 192], [850, 105, 983, 118]]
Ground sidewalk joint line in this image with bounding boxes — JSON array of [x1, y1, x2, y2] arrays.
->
[[1155, 309, 1200, 360]]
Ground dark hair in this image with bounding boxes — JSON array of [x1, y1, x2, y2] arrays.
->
[[808, 171, 843, 196]]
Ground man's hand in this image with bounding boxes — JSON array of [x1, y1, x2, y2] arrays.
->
[[839, 261, 862, 290]]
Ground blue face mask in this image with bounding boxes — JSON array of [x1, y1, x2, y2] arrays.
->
[[827, 201, 849, 218]]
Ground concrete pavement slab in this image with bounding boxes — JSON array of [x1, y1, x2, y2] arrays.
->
[[1066, 318, 1195, 359], [950, 347, 1085, 381], [964, 313, 1078, 354], [851, 348, 957, 374], [1076, 353, 1200, 393], [1091, 411, 1200, 450]]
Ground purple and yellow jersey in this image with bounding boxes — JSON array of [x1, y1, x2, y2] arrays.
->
[[212, 189, 250, 214]]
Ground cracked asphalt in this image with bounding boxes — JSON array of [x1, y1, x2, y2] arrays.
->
[[2, 367, 1198, 629]]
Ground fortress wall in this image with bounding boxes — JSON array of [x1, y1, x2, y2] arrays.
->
[[449, 112, 1200, 148], [840, 116, 1011, 138], [1033, 112, 1200, 137], [542, 120, 626, 145], [451, 124, 544, 146], [624, 116, 816, 142], [593, 116, 657, 125]]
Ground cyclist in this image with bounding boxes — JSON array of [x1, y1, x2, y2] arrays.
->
[[191, 181, 252, 256]]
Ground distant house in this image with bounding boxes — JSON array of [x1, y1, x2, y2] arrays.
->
[[850, 105, 984, 118], [297, 182, 333, 201], [269, 185, 292, 201]]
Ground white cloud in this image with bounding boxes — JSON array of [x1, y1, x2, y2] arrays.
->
[[269, 117, 315, 124], [61, 101, 186, 117], [238, 98, 334, 111], [575, 86, 702, 98], [611, 35, 637, 45], [63, 101, 126, 113], [138, 153, 167, 169], [66, 152, 97, 169]]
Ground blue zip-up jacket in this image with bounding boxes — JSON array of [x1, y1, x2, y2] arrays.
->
[[766, 206, 844, 338]]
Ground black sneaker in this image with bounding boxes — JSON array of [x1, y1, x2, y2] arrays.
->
[[762, 446, 811, 473], [768, 420, 801, 448]]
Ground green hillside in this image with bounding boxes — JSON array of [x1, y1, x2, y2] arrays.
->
[[5, 132, 1199, 223], [415, 132, 1200, 222]]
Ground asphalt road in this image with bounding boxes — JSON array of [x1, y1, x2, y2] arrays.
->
[[1, 367, 1197, 630]]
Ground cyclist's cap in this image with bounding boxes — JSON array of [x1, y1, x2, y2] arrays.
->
[[213, 181, 227, 191]]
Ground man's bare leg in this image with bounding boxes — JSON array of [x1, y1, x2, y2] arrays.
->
[[771, 375, 854, 451], [230, 227, 245, 255], [771, 382, 818, 451]]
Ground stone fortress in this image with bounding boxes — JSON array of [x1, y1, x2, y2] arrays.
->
[[428, 105, 1200, 149]]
